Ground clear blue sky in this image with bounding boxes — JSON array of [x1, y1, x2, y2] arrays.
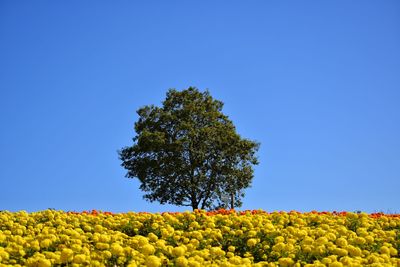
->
[[1, 1, 399, 213]]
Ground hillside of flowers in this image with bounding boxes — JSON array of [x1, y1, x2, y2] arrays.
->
[[0, 209, 399, 267]]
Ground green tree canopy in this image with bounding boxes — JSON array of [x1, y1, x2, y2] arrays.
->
[[119, 87, 259, 210]]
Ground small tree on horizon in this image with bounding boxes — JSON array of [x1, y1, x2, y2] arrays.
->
[[119, 87, 260, 210]]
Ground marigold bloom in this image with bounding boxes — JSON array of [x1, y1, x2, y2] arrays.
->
[[172, 246, 186, 257], [146, 255, 162, 267], [246, 238, 258, 247], [60, 248, 74, 262]]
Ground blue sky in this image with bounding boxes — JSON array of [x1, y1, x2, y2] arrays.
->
[[1, 1, 399, 213]]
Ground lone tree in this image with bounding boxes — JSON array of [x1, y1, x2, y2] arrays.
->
[[119, 87, 259, 210]]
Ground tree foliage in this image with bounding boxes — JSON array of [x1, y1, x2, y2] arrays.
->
[[119, 87, 259, 210]]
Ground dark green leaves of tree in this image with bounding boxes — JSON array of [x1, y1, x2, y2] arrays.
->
[[119, 87, 259, 210]]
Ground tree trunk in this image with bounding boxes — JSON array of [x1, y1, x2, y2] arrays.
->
[[230, 191, 234, 210]]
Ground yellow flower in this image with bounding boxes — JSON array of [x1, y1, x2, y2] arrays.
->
[[365, 235, 374, 243], [99, 234, 111, 243], [137, 236, 149, 246], [333, 248, 348, 257], [148, 233, 158, 242], [37, 258, 52, 267], [335, 237, 347, 247], [141, 244, 155, 255], [146, 255, 161, 267], [274, 236, 285, 243], [188, 259, 201, 267], [380, 246, 390, 255], [329, 262, 343, 267], [102, 250, 112, 259], [354, 236, 366, 245], [347, 245, 362, 257], [172, 246, 186, 257], [246, 238, 258, 247], [73, 254, 86, 264], [189, 221, 199, 229], [389, 247, 398, 256], [229, 256, 242, 265], [175, 256, 188, 267], [272, 242, 285, 252], [301, 236, 313, 245], [247, 230, 257, 237], [95, 242, 109, 250], [60, 248, 74, 263], [313, 245, 326, 254], [226, 252, 234, 258], [30, 240, 40, 251], [111, 243, 125, 256], [210, 246, 225, 257], [127, 262, 138, 267], [278, 257, 294, 267], [316, 237, 328, 245], [326, 233, 336, 241], [94, 225, 103, 233], [321, 257, 332, 264]]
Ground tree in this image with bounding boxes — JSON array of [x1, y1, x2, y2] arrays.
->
[[119, 87, 259, 210]]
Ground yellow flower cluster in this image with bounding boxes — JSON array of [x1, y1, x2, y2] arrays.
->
[[0, 209, 399, 266]]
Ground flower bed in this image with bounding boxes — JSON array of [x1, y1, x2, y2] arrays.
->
[[0, 209, 399, 266]]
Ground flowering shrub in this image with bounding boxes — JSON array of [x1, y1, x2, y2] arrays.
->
[[0, 209, 399, 266]]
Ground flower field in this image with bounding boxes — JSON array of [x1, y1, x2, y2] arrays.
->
[[0, 209, 399, 267]]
